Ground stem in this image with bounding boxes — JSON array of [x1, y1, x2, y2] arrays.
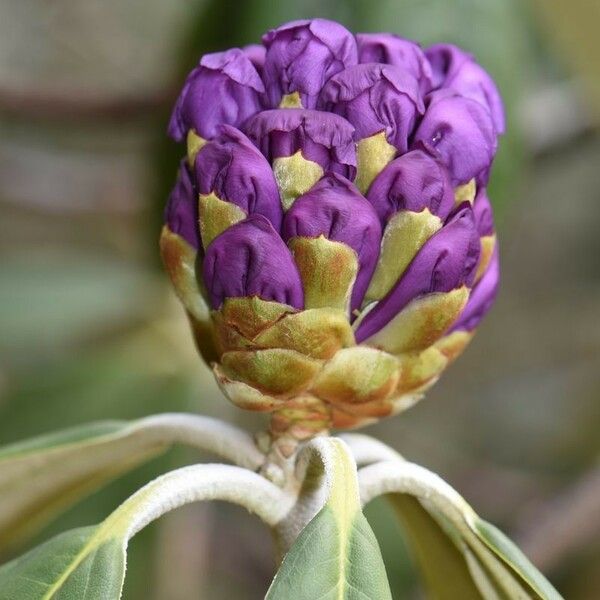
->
[[357, 461, 549, 599], [131, 413, 265, 470], [357, 459, 475, 521], [337, 433, 404, 466], [104, 463, 292, 542], [271, 436, 355, 558]]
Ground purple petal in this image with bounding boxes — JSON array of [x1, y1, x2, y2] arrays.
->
[[366, 149, 455, 225], [242, 44, 266, 74], [319, 63, 424, 153], [356, 33, 432, 94], [282, 172, 382, 311], [164, 160, 200, 249], [262, 18, 358, 108], [203, 215, 304, 309], [473, 186, 495, 236], [426, 44, 505, 134], [168, 48, 264, 142], [194, 125, 282, 231], [450, 247, 499, 332], [426, 44, 471, 89], [355, 203, 480, 342], [244, 108, 357, 179], [412, 89, 498, 185]]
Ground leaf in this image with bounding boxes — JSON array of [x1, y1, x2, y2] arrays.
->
[[359, 460, 563, 600], [0, 462, 284, 599], [267, 438, 392, 600], [389, 494, 482, 600], [0, 527, 124, 600], [0, 413, 263, 549], [474, 519, 562, 600]]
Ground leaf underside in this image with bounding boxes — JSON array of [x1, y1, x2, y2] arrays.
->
[[389, 494, 482, 599], [387, 489, 562, 600], [0, 422, 165, 549]]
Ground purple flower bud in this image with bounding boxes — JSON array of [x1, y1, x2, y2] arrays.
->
[[203, 215, 304, 310], [319, 63, 424, 153], [282, 172, 382, 311], [242, 44, 266, 74], [356, 33, 432, 94], [426, 44, 505, 134], [412, 89, 497, 185], [168, 49, 264, 142], [450, 247, 499, 332], [194, 125, 282, 230], [164, 160, 200, 249], [366, 149, 455, 225], [355, 203, 480, 342], [473, 186, 495, 236], [262, 18, 358, 108], [244, 109, 356, 179], [164, 20, 504, 433]]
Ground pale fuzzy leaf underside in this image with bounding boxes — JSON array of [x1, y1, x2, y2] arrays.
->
[[390, 494, 482, 600], [0, 462, 285, 600], [358, 460, 562, 600], [0, 413, 262, 549], [0, 427, 561, 600], [0, 421, 159, 549]]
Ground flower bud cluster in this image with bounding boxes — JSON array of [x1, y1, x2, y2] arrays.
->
[[161, 19, 501, 447]]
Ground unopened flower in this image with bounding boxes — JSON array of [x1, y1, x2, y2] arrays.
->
[[168, 48, 264, 147], [426, 43, 505, 134], [193, 126, 283, 240], [320, 63, 424, 191], [162, 19, 503, 449], [262, 18, 358, 109], [356, 33, 432, 94], [412, 89, 497, 185]]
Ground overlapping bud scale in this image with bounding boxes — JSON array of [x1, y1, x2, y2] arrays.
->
[[162, 19, 502, 449]]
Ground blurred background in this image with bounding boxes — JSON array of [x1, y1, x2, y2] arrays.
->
[[0, 0, 599, 598]]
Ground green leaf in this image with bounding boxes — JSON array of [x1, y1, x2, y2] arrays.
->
[[267, 439, 392, 600], [0, 462, 283, 599], [359, 460, 563, 600], [389, 494, 482, 599], [0, 421, 162, 549], [0, 414, 262, 549], [475, 519, 562, 600], [0, 527, 124, 600]]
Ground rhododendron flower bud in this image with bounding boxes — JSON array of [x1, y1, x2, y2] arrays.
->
[[168, 48, 264, 151], [161, 19, 504, 449], [164, 160, 200, 250], [193, 125, 282, 244], [244, 108, 356, 208], [356, 33, 432, 94], [413, 89, 497, 185], [426, 43, 505, 134], [203, 215, 304, 309], [320, 63, 424, 191], [282, 172, 381, 312], [262, 19, 358, 109]]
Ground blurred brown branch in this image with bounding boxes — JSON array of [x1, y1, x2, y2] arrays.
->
[[0, 85, 174, 121]]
